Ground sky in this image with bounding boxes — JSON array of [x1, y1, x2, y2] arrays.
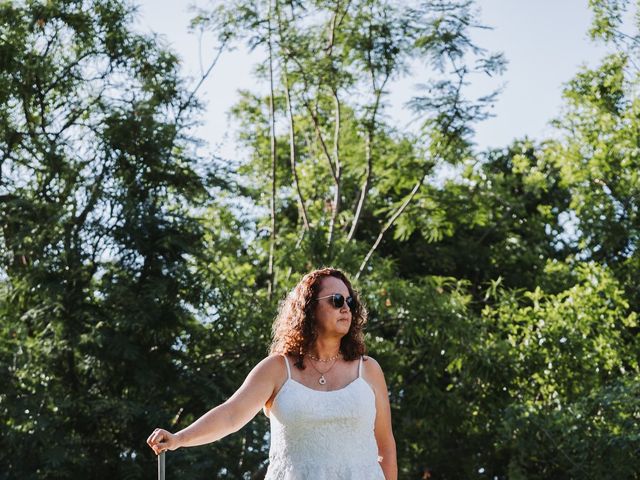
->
[[133, 1, 614, 158]]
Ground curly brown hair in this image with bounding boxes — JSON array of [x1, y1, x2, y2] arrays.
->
[[269, 267, 367, 369]]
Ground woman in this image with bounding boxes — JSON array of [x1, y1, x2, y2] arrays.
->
[[147, 267, 397, 479]]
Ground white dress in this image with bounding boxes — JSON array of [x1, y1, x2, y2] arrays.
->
[[265, 356, 386, 480]]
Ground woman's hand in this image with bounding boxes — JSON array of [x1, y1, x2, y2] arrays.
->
[[147, 428, 181, 455]]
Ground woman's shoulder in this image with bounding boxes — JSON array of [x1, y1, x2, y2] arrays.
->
[[252, 353, 290, 377], [361, 355, 387, 384], [263, 352, 290, 365], [361, 354, 382, 369]]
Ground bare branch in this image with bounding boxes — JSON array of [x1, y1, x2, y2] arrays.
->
[[283, 71, 311, 230], [267, 0, 277, 300], [299, 87, 338, 181], [176, 37, 228, 125], [356, 59, 467, 279], [347, 130, 372, 241], [347, 6, 392, 241], [281, 21, 337, 182], [355, 169, 428, 281], [347, 76, 389, 241], [276, 5, 310, 232], [327, 89, 341, 246]]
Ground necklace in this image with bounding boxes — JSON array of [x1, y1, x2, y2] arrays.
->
[[306, 356, 339, 385], [306, 352, 341, 362]]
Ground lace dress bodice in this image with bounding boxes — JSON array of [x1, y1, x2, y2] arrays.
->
[[264, 356, 385, 480]]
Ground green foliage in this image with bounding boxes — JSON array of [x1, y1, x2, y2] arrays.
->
[[1, 0, 639, 479], [0, 0, 222, 478], [376, 139, 573, 300], [588, 0, 630, 41], [477, 264, 639, 479], [552, 52, 640, 310], [353, 260, 639, 479]]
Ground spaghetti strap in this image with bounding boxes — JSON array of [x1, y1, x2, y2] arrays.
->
[[358, 356, 364, 377], [282, 355, 291, 380]]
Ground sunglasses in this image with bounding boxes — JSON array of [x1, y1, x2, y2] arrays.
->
[[315, 293, 356, 311]]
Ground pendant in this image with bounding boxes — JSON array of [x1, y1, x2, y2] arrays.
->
[[318, 375, 327, 385]]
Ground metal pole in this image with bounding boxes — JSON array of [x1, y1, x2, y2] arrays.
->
[[158, 451, 165, 480]]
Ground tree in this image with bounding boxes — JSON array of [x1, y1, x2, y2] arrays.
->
[[0, 1, 219, 477], [375, 139, 575, 298], [195, 0, 505, 278], [474, 263, 639, 479], [193, 0, 506, 477], [3, 0, 638, 478], [549, 52, 640, 311]]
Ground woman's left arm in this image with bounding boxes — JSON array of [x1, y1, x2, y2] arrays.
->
[[365, 356, 398, 480]]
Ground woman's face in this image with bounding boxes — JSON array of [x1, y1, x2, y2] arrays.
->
[[312, 276, 353, 338]]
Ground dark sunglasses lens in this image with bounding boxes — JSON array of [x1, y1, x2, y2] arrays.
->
[[331, 294, 345, 308], [328, 294, 355, 311], [346, 296, 355, 311]]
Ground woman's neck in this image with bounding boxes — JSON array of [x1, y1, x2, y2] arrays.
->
[[310, 338, 341, 360]]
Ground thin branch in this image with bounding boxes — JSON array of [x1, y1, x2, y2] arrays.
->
[[283, 71, 311, 230], [74, 166, 108, 230], [267, 0, 277, 300], [197, 27, 205, 77], [176, 38, 228, 124], [277, 1, 350, 242], [336, 0, 353, 31], [347, 5, 391, 241], [355, 169, 429, 281], [300, 90, 338, 181], [356, 60, 466, 279], [327, 12, 342, 246], [326, 0, 343, 54], [347, 130, 371, 241], [327, 89, 341, 246], [283, 25, 337, 182], [51, 92, 106, 144], [277, 6, 310, 232], [347, 75, 389, 241]]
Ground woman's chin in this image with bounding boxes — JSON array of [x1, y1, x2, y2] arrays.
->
[[336, 319, 351, 331]]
